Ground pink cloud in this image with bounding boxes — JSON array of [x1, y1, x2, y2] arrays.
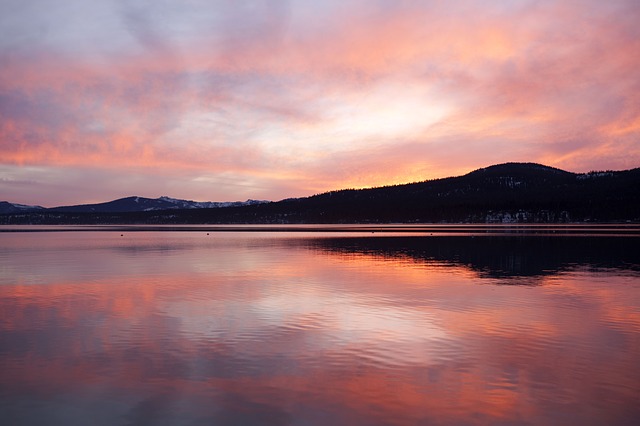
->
[[1, 0, 639, 205]]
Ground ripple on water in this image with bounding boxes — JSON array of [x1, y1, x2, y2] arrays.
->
[[2, 230, 640, 425]]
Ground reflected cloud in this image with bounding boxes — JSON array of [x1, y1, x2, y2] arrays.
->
[[1, 231, 639, 424]]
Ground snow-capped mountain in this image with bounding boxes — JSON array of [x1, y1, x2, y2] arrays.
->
[[0, 201, 45, 214], [155, 196, 268, 210], [0, 196, 270, 214]]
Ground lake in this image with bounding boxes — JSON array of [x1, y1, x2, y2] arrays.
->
[[1, 225, 639, 425]]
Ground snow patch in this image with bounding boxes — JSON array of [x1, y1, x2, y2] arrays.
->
[[577, 171, 614, 180]]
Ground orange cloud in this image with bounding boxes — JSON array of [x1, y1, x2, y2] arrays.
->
[[1, 0, 639, 205]]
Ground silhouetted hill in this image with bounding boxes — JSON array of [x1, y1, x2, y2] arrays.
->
[[2, 163, 639, 224], [49, 196, 180, 213]]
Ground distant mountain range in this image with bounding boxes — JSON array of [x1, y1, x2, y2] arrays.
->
[[0, 196, 268, 214], [2, 163, 639, 224]]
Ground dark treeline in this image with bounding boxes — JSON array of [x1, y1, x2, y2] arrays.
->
[[2, 163, 639, 224]]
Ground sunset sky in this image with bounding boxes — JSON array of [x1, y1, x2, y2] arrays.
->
[[1, 0, 639, 206]]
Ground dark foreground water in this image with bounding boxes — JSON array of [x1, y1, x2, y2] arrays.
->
[[1, 225, 639, 425]]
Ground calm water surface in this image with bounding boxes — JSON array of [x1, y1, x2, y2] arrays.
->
[[1, 226, 639, 425]]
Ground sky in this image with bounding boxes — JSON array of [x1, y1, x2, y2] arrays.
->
[[1, 0, 639, 206]]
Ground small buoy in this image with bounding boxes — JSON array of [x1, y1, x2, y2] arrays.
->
[[120, 234, 123, 237], [206, 233, 209, 235]]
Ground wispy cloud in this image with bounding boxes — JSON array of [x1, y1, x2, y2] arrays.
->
[[1, 0, 639, 205]]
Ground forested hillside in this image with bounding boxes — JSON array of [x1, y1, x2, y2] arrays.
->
[[2, 163, 639, 224]]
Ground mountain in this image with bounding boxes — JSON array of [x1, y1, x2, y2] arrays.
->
[[2, 163, 639, 224], [193, 162, 636, 224], [48, 196, 269, 213], [0, 201, 44, 214]]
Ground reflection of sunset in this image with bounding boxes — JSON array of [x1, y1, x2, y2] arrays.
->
[[1, 232, 639, 424]]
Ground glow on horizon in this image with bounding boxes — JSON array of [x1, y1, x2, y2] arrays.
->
[[1, 0, 639, 206]]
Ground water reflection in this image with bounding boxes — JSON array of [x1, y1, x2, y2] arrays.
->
[[304, 235, 640, 280], [1, 230, 639, 425]]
